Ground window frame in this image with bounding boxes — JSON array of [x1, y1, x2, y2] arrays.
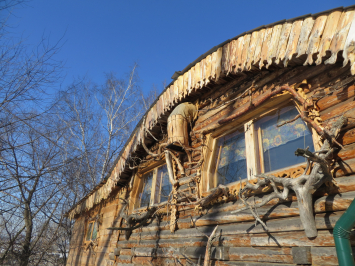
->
[[130, 161, 172, 211], [85, 220, 98, 242], [202, 100, 318, 192]]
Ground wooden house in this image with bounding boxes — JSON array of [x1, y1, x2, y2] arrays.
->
[[66, 5, 355, 266]]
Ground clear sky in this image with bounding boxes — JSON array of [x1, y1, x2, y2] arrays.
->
[[6, 0, 355, 95]]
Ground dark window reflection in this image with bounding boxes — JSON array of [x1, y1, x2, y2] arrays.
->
[[86, 223, 93, 241], [140, 171, 153, 208], [215, 129, 247, 185], [255, 106, 314, 173], [91, 222, 98, 240], [155, 165, 172, 203]]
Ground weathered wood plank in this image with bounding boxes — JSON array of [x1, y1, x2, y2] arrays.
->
[[304, 14, 328, 65], [311, 247, 355, 265], [315, 84, 355, 112], [246, 30, 261, 70], [266, 24, 283, 68], [132, 256, 197, 266], [343, 10, 355, 75], [251, 229, 355, 247], [320, 96, 355, 121], [215, 262, 296, 266], [316, 9, 343, 65], [236, 36, 245, 73], [229, 247, 293, 264], [215, 47, 223, 81], [204, 54, 212, 87], [189, 66, 195, 95], [252, 28, 266, 67], [222, 43, 231, 75], [117, 237, 208, 249], [284, 19, 303, 66], [116, 254, 132, 264], [228, 39, 238, 75], [295, 16, 315, 57], [241, 34, 252, 72], [125, 209, 345, 243], [325, 9, 355, 65], [259, 26, 274, 69], [194, 62, 201, 90], [275, 22, 293, 65]]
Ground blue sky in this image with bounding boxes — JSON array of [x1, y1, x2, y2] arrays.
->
[[6, 0, 355, 95]]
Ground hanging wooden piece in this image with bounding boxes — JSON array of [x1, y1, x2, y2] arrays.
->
[[167, 102, 197, 147]]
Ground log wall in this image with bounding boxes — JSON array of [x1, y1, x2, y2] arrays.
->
[[67, 62, 355, 265]]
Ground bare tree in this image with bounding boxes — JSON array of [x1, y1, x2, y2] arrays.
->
[[56, 64, 146, 190]]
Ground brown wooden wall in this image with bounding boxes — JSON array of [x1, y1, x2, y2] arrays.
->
[[67, 63, 355, 266]]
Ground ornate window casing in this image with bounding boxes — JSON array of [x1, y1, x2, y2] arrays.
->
[[203, 102, 316, 191], [85, 220, 98, 242], [131, 163, 172, 210]]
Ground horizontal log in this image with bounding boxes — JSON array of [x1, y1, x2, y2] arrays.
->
[[229, 247, 293, 264], [117, 237, 208, 249], [316, 84, 355, 112], [132, 256, 198, 265], [307, 62, 350, 90], [341, 127, 355, 146], [116, 255, 132, 264], [194, 191, 355, 227], [130, 246, 229, 260], [120, 175, 355, 238], [125, 189, 355, 238], [321, 96, 355, 122], [215, 261, 296, 266], [251, 229, 355, 247], [334, 157, 355, 177], [310, 247, 355, 266], [337, 142, 355, 162], [119, 248, 131, 256], [122, 211, 344, 243]]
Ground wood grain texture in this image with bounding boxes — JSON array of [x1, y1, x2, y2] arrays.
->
[[325, 9, 355, 65], [343, 11, 355, 75], [266, 24, 283, 68], [246, 30, 261, 70], [316, 10, 342, 65], [284, 19, 303, 66], [296, 17, 315, 57], [304, 14, 328, 65], [259, 26, 274, 69]]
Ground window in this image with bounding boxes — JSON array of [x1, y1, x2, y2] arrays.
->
[[136, 164, 172, 209], [254, 105, 314, 173], [207, 103, 315, 190], [86, 221, 98, 241], [213, 127, 247, 186]]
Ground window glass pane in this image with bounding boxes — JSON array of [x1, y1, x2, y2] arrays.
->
[[255, 106, 314, 173], [216, 129, 247, 185], [139, 171, 154, 208], [156, 165, 172, 203], [91, 221, 98, 240], [86, 223, 93, 241]]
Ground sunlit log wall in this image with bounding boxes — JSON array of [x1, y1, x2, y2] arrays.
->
[[67, 5, 355, 266]]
